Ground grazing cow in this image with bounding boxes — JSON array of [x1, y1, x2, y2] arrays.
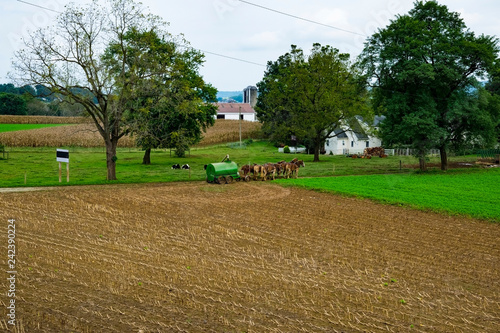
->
[[181, 164, 190, 170], [171, 164, 181, 169]]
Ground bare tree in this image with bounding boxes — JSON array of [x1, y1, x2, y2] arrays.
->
[[12, 0, 170, 180]]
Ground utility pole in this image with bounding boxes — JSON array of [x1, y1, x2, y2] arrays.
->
[[239, 105, 242, 147]]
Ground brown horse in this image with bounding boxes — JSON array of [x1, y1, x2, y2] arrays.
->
[[240, 164, 252, 176], [251, 164, 265, 181], [289, 160, 305, 178], [262, 163, 277, 181], [273, 162, 284, 178]]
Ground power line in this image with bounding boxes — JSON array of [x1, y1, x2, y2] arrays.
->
[[15, 0, 266, 67], [179, 46, 265, 67], [17, 0, 61, 13], [237, 0, 367, 37]]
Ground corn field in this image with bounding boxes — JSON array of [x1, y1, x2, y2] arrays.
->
[[0, 115, 87, 124], [0, 119, 262, 148]]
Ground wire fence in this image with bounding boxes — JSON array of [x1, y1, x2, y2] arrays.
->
[[477, 149, 500, 159]]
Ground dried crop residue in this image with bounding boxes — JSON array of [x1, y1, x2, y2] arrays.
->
[[0, 119, 261, 148], [0, 182, 499, 332]]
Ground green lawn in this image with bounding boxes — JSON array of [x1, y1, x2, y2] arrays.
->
[[0, 124, 68, 133], [276, 169, 500, 221], [0, 141, 479, 188], [1, 141, 495, 220]]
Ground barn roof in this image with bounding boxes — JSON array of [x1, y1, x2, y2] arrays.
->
[[216, 103, 256, 114]]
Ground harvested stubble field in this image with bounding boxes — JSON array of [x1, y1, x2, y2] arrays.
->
[[0, 119, 261, 148], [0, 182, 499, 332]]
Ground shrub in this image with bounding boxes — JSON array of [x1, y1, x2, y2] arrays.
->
[[284, 145, 290, 153]]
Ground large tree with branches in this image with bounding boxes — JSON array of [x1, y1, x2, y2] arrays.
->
[[256, 44, 370, 162], [12, 0, 206, 180], [361, 1, 499, 171]]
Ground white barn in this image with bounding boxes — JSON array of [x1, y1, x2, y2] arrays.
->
[[215, 103, 257, 122], [324, 116, 384, 155]]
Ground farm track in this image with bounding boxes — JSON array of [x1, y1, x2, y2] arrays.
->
[[0, 182, 499, 332]]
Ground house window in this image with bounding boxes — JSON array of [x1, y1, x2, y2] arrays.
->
[[351, 141, 354, 147], [217, 114, 225, 119], [326, 140, 330, 147], [240, 114, 244, 120], [366, 141, 370, 148], [342, 140, 345, 146]]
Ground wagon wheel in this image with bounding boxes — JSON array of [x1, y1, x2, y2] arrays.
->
[[226, 176, 233, 184], [244, 175, 250, 182], [217, 175, 226, 184]]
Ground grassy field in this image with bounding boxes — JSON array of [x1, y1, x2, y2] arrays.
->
[[0, 141, 479, 188], [0, 124, 68, 133], [276, 169, 500, 221]]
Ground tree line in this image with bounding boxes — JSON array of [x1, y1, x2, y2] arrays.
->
[[10, 0, 500, 179], [256, 1, 499, 170], [12, 0, 217, 180], [0, 84, 86, 117]]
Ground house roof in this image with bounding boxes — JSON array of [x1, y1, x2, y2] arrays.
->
[[355, 115, 386, 127], [373, 115, 385, 126], [217, 103, 255, 114], [333, 129, 348, 139]]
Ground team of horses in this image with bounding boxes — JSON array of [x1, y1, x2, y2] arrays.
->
[[239, 158, 305, 181]]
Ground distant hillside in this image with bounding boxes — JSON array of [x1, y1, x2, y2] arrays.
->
[[217, 91, 242, 99], [217, 91, 243, 103]]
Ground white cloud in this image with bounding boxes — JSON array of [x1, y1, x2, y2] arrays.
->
[[1, 0, 498, 91], [243, 31, 284, 50]]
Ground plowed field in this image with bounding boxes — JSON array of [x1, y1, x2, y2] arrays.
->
[[0, 183, 498, 332]]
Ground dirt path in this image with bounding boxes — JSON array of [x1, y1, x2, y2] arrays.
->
[[0, 187, 59, 193], [0, 182, 498, 332]]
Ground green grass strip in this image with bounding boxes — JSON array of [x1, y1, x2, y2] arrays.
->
[[276, 169, 500, 221], [0, 124, 68, 133]]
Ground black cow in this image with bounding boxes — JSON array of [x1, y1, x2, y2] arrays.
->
[[181, 164, 190, 170], [171, 164, 181, 169]]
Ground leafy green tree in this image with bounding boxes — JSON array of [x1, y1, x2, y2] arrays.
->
[[256, 44, 370, 162], [12, 0, 194, 180], [0, 84, 18, 94], [0, 93, 27, 115], [485, 71, 500, 142], [361, 0, 499, 171], [103, 28, 217, 164]]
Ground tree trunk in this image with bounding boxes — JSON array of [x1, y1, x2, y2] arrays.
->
[[142, 148, 151, 165], [439, 146, 448, 171], [418, 150, 427, 172], [105, 140, 118, 181], [313, 144, 320, 162]]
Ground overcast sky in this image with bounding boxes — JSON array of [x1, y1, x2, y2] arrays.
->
[[1, 0, 499, 92]]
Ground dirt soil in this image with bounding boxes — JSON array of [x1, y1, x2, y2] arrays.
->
[[0, 182, 499, 332]]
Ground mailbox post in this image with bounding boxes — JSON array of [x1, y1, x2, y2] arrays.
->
[[56, 149, 69, 183]]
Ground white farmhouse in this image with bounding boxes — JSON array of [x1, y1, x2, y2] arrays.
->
[[215, 103, 257, 122], [324, 116, 384, 155], [215, 86, 258, 122]]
